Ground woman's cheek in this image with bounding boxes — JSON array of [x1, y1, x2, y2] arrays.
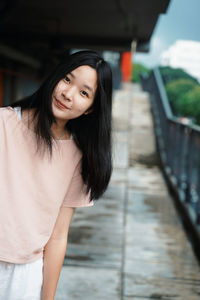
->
[[75, 98, 85, 110]]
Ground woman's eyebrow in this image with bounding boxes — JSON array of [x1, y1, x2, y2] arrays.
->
[[69, 72, 75, 79], [69, 72, 94, 94], [83, 84, 93, 94]]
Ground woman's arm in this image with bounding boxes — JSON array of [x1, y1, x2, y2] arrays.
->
[[41, 206, 75, 300]]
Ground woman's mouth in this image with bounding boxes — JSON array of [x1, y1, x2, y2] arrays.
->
[[55, 98, 69, 110]]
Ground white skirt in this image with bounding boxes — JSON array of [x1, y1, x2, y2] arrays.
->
[[0, 257, 44, 300]]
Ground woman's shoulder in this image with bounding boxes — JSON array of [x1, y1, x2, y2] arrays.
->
[[0, 105, 13, 112], [0, 106, 14, 119]]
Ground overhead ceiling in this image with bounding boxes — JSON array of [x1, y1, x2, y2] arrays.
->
[[0, 0, 170, 67]]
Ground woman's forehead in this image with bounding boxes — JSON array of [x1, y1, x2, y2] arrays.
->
[[69, 65, 97, 90]]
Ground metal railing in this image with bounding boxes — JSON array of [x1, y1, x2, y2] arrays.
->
[[141, 68, 200, 233]]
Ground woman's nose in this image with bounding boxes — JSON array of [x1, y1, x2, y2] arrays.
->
[[62, 86, 75, 101]]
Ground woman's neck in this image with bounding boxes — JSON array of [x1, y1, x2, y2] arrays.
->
[[51, 122, 70, 140]]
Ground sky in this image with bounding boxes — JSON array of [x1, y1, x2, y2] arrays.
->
[[134, 0, 200, 68]]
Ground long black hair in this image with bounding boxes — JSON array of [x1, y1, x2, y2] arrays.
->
[[7, 50, 113, 201]]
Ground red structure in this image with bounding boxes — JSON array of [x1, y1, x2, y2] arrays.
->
[[121, 52, 132, 82]]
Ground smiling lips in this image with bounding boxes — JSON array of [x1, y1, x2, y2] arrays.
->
[[55, 98, 69, 110]]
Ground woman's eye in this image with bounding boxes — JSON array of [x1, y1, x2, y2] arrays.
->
[[64, 76, 70, 83], [81, 90, 89, 97]]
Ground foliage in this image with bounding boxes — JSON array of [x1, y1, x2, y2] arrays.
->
[[159, 66, 198, 85], [135, 64, 200, 125], [166, 79, 196, 114], [132, 63, 151, 83], [181, 86, 200, 123], [161, 67, 200, 125]]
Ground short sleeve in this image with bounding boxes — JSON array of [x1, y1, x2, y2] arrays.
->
[[61, 160, 94, 208]]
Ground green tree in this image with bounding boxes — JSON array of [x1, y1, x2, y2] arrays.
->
[[159, 66, 198, 85], [132, 63, 151, 83], [166, 79, 197, 114], [181, 85, 200, 124]]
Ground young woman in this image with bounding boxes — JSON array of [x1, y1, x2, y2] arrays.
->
[[0, 50, 113, 300]]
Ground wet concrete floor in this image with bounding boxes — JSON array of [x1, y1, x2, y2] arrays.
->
[[55, 83, 200, 300]]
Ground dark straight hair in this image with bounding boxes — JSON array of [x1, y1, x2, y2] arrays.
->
[[7, 50, 113, 201]]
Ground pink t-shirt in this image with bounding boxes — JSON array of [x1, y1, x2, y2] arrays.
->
[[0, 106, 94, 264]]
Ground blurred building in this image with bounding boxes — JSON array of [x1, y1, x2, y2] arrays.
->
[[0, 0, 170, 106], [161, 40, 200, 82]]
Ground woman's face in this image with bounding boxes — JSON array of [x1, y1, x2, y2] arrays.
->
[[52, 65, 97, 123]]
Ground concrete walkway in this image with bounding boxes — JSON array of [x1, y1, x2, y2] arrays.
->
[[55, 83, 200, 300]]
